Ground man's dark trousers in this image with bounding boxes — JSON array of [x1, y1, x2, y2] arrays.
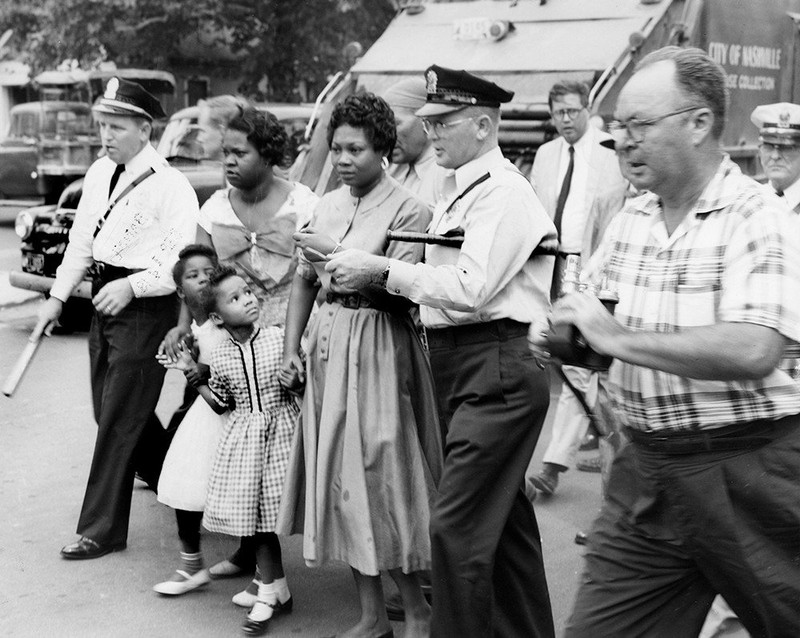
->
[[427, 323, 555, 638], [78, 294, 178, 547], [565, 415, 800, 638]]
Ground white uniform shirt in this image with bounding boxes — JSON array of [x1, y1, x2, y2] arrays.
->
[[50, 143, 199, 301], [777, 176, 800, 213], [386, 146, 555, 328]]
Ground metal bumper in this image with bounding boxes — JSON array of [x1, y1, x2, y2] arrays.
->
[[8, 270, 92, 299]]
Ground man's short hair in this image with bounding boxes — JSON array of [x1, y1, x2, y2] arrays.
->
[[635, 46, 728, 139], [548, 81, 590, 109]]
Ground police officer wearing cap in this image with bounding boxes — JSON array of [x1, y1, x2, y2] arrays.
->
[[33, 77, 199, 560], [326, 65, 556, 638], [752, 101, 800, 212]]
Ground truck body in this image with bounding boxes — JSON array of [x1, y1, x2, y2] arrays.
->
[[346, 0, 800, 178]]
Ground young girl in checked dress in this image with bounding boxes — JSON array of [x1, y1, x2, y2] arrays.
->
[[194, 265, 298, 636]]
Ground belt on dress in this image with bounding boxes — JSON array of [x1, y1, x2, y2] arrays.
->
[[325, 291, 404, 313], [625, 412, 800, 455], [87, 260, 143, 285], [424, 318, 530, 350]]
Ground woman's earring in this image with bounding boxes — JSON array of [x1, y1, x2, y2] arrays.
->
[[381, 156, 389, 170]]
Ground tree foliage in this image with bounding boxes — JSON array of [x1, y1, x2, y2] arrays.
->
[[0, 0, 398, 100]]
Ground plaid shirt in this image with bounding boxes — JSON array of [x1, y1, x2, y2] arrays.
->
[[585, 157, 800, 432]]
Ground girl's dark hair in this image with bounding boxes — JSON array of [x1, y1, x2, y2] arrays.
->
[[200, 264, 239, 315], [227, 107, 289, 167], [327, 92, 396, 156], [172, 243, 218, 286]]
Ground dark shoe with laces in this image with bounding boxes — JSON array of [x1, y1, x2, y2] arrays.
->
[[530, 466, 560, 496], [60, 536, 126, 560]]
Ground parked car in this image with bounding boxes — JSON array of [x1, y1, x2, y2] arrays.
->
[[0, 101, 95, 202], [10, 102, 318, 331]]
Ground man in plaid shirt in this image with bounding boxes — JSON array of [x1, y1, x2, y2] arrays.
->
[[550, 47, 800, 637]]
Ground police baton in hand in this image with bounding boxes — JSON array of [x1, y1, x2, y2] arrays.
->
[[3, 332, 42, 398]]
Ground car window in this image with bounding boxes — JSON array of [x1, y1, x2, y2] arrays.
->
[[157, 117, 205, 160], [9, 112, 39, 139], [46, 109, 94, 138]]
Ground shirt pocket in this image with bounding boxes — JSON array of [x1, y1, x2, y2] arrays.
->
[[674, 283, 719, 328]]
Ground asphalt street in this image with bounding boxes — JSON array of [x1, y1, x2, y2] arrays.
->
[[0, 211, 604, 637]]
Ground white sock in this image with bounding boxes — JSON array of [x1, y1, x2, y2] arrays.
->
[[247, 582, 277, 622], [273, 577, 291, 603]]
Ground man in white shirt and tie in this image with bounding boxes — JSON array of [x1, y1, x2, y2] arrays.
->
[[33, 78, 198, 560], [527, 81, 625, 498], [752, 102, 800, 213]]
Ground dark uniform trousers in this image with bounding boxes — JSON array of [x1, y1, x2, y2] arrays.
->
[[78, 292, 178, 546], [426, 320, 555, 638], [565, 414, 800, 638]]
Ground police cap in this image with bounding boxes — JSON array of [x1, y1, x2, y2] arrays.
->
[[750, 102, 800, 146], [92, 77, 166, 121], [415, 65, 514, 117]]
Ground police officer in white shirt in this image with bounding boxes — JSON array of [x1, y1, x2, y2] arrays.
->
[[33, 77, 199, 560], [752, 102, 800, 213], [325, 65, 556, 638]]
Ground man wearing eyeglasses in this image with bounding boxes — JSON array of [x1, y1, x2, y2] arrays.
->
[[545, 47, 800, 637], [325, 64, 556, 638], [526, 81, 625, 500], [752, 102, 800, 211]]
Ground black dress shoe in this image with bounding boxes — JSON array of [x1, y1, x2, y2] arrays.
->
[[241, 617, 269, 636], [241, 598, 293, 636], [60, 536, 126, 560]]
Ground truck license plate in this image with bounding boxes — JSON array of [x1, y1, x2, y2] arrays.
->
[[25, 253, 45, 273]]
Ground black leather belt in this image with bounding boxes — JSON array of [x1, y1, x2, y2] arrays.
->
[[88, 260, 143, 285], [326, 292, 375, 309], [425, 318, 530, 350], [325, 291, 407, 314], [625, 413, 800, 455]]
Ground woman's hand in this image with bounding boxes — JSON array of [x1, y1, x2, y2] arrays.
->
[[158, 326, 192, 361], [155, 341, 195, 371], [293, 226, 339, 262], [278, 352, 306, 392]]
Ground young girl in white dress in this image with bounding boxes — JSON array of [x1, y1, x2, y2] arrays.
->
[[193, 265, 298, 636], [153, 244, 228, 596]]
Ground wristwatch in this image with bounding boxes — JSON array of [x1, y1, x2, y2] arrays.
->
[[377, 260, 391, 288]]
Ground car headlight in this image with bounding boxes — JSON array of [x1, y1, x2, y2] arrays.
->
[[15, 210, 34, 240]]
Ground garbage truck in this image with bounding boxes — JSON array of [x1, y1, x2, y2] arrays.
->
[[297, 0, 800, 191]]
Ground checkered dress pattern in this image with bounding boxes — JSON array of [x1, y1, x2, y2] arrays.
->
[[203, 325, 299, 536], [584, 157, 800, 433]]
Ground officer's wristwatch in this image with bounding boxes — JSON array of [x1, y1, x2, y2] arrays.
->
[[377, 259, 391, 288]]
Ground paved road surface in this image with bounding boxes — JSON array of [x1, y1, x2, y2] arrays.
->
[[0, 298, 603, 637]]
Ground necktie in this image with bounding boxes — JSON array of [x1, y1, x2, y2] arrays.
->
[[108, 163, 125, 198], [775, 187, 784, 198], [553, 145, 574, 239]]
